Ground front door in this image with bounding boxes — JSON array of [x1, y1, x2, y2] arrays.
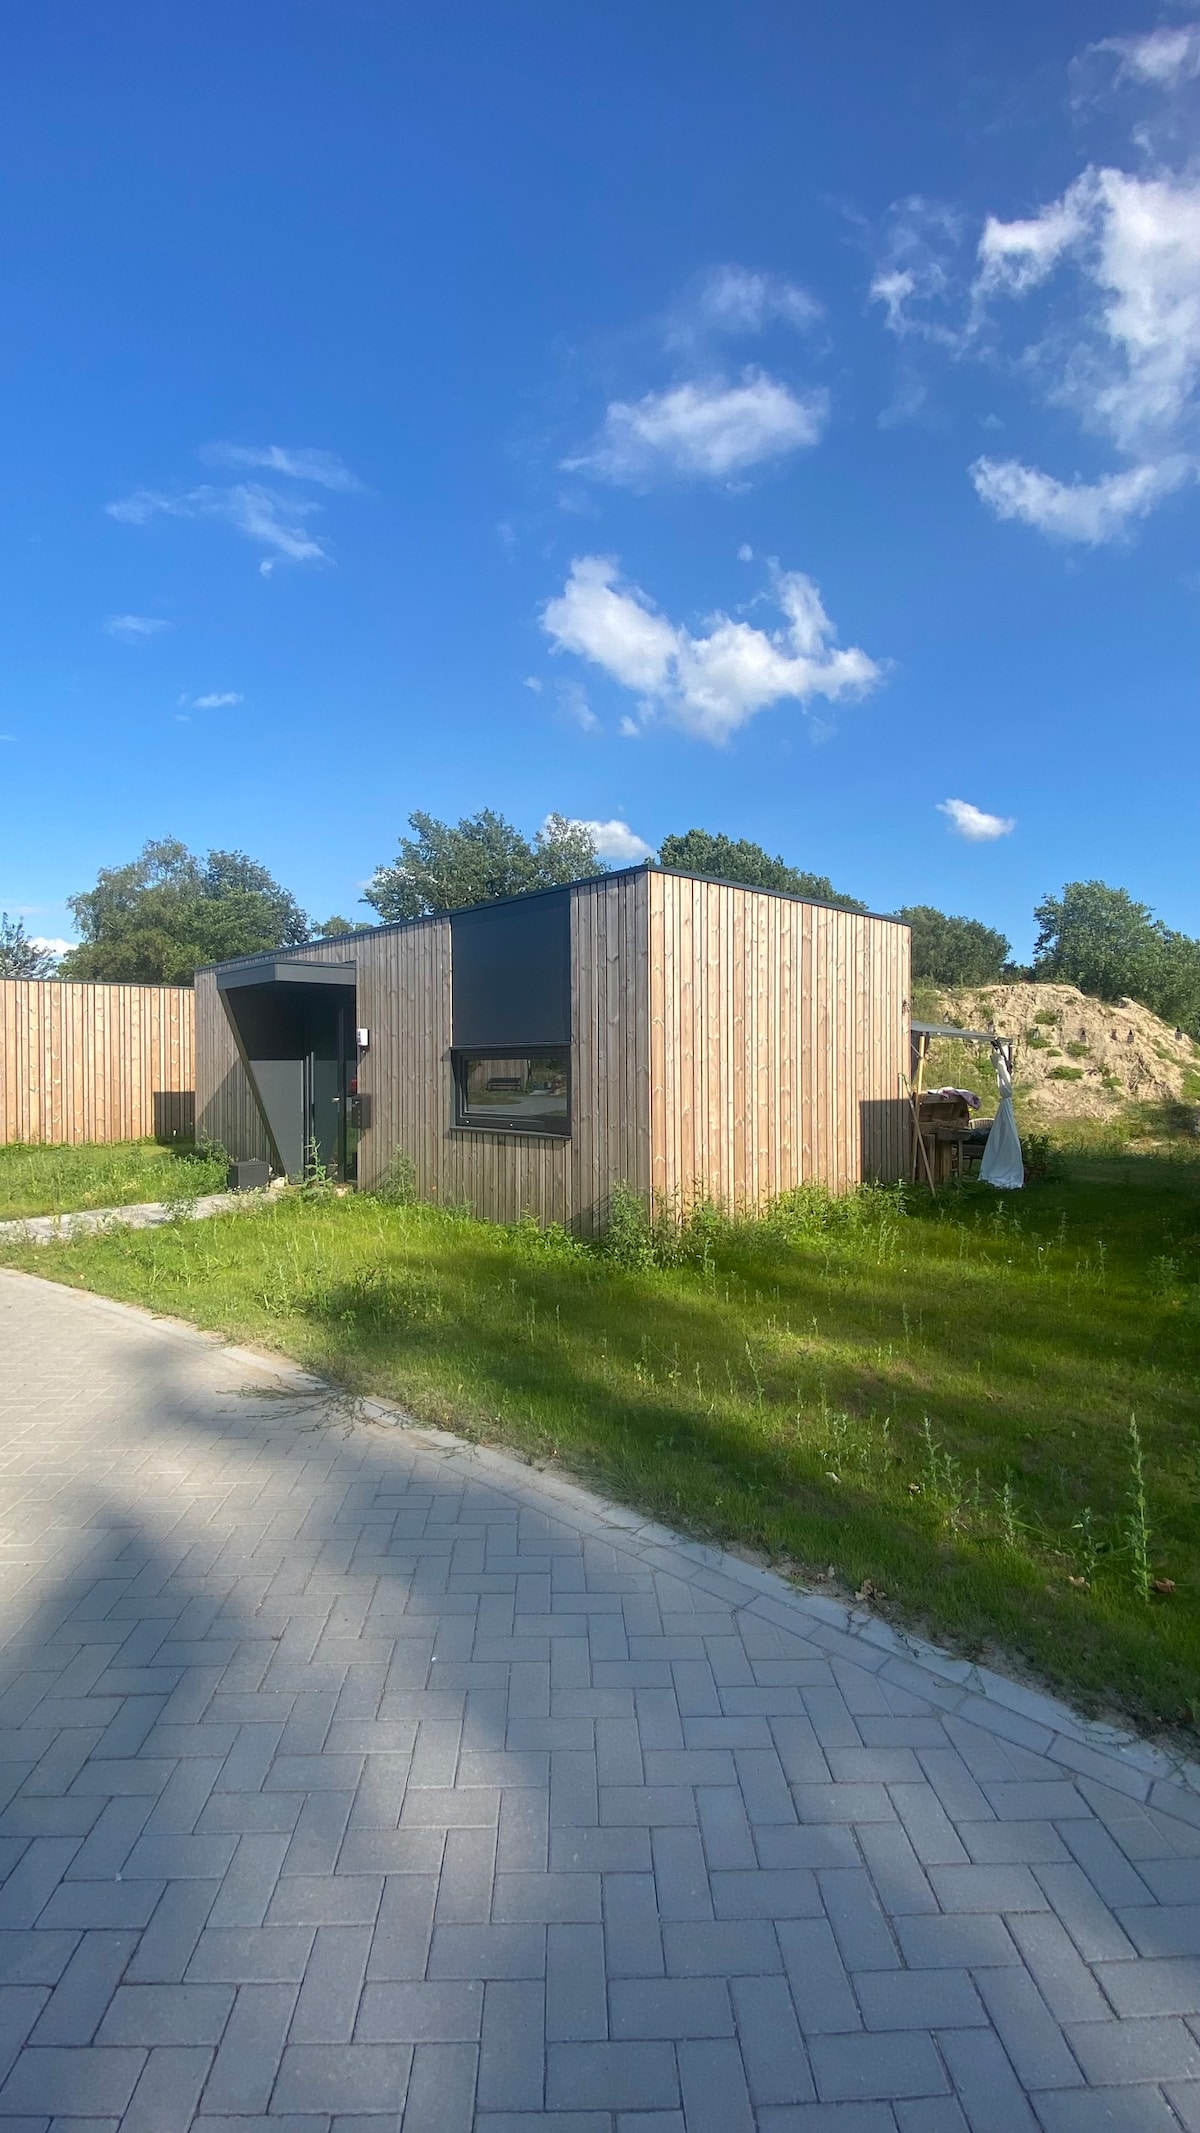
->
[[304, 1001, 358, 1181]]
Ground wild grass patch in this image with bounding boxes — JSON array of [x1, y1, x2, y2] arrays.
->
[[0, 1138, 228, 1220], [3, 1155, 1198, 1737]]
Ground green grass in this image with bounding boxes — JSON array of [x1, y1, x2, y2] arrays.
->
[[3, 1159, 1198, 1739], [0, 1139, 228, 1220]]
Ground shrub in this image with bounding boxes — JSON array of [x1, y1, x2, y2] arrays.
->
[[1021, 1131, 1057, 1180], [1049, 1066, 1085, 1082], [369, 1150, 418, 1205], [1066, 1041, 1090, 1058]]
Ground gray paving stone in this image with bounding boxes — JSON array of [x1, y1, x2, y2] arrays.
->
[[776, 1919, 862, 2033], [728, 1973, 816, 2104], [199, 1982, 299, 2113], [937, 2028, 1040, 2130], [0, 2045, 147, 2116], [122, 2045, 213, 2133], [477, 1980, 545, 2110], [971, 1967, 1083, 2090], [272, 2042, 412, 2114], [809, 2030, 949, 2102], [608, 1977, 732, 2038], [662, 1919, 782, 1975], [355, 1979, 484, 2040], [677, 2037, 755, 2131], [856, 1968, 985, 2031], [1063, 2016, 1200, 2083], [401, 2039, 478, 2131], [28, 1932, 137, 2046], [545, 2040, 678, 2111], [544, 1923, 607, 2042], [1032, 2088, 1182, 2131], [290, 1926, 374, 2042]]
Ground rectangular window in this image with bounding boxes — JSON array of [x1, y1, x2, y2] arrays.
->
[[453, 1048, 570, 1137]]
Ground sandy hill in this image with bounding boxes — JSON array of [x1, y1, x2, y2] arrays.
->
[[930, 982, 1200, 1122]]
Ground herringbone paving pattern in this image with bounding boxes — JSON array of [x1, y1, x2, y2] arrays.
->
[[1, 1270, 1199, 2130]]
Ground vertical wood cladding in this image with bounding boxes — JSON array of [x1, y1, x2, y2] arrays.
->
[[647, 872, 909, 1212], [194, 867, 908, 1225], [1, 979, 195, 1145]]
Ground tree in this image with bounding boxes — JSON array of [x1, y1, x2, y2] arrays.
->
[[1033, 880, 1200, 1036], [1033, 882, 1160, 1004], [365, 809, 603, 922], [657, 829, 867, 911], [0, 912, 57, 979], [59, 838, 310, 986], [900, 905, 1011, 987], [316, 916, 356, 937]]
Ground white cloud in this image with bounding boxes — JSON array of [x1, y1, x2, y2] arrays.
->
[[1098, 24, 1200, 88], [976, 167, 1200, 457], [556, 679, 599, 733], [969, 453, 1191, 540], [30, 936, 72, 960], [690, 265, 821, 336], [938, 797, 1016, 842], [522, 675, 543, 693], [549, 816, 653, 864], [104, 613, 169, 641], [108, 482, 330, 569], [975, 190, 1091, 298], [201, 443, 363, 491], [869, 198, 970, 346], [870, 43, 1200, 546], [542, 556, 678, 695], [565, 371, 828, 486], [737, 543, 755, 561], [542, 555, 882, 746], [191, 691, 243, 710]]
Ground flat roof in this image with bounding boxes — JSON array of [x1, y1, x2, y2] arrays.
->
[[911, 1021, 1010, 1043], [199, 863, 910, 977], [215, 959, 356, 992]]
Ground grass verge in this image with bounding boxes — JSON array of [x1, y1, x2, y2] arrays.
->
[[0, 1138, 228, 1221], [2, 1162, 1197, 1739]]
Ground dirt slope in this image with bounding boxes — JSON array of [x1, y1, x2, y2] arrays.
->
[[932, 981, 1200, 1122]]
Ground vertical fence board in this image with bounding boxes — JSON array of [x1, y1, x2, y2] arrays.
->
[[0, 980, 196, 1145]]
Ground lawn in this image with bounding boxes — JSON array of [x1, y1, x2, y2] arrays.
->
[[0, 1138, 228, 1220], [2, 1158, 1198, 1739]]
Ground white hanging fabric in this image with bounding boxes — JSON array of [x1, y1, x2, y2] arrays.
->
[[979, 1044, 1024, 1190]]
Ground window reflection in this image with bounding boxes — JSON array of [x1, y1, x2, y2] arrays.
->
[[454, 1049, 570, 1136]]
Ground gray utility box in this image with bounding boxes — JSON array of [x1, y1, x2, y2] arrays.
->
[[227, 1158, 270, 1193]]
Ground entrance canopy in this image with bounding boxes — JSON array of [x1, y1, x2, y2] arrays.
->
[[217, 961, 356, 1179]]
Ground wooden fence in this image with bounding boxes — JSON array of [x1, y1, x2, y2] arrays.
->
[[0, 979, 196, 1145]]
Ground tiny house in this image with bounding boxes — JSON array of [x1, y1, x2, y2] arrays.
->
[[196, 863, 911, 1231]]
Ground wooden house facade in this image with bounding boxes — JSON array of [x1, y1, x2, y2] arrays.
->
[[195, 865, 911, 1230]]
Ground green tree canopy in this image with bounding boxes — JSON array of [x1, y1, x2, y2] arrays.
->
[[1033, 881, 1160, 1004], [0, 912, 57, 980], [900, 905, 1012, 987], [60, 838, 310, 986], [365, 809, 603, 922], [657, 828, 867, 911], [1034, 879, 1200, 1036], [316, 915, 356, 937]]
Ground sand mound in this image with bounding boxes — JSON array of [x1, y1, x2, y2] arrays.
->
[[932, 982, 1200, 1122]]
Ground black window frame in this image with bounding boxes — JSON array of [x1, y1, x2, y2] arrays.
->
[[452, 1044, 572, 1139]]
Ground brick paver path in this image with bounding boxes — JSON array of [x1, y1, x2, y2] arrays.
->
[[2, 1270, 1199, 2131]]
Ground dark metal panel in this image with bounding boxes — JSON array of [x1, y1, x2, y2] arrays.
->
[[451, 892, 570, 1048], [217, 960, 355, 991]]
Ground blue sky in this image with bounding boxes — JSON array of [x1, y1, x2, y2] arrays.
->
[[3, 2, 1198, 961]]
